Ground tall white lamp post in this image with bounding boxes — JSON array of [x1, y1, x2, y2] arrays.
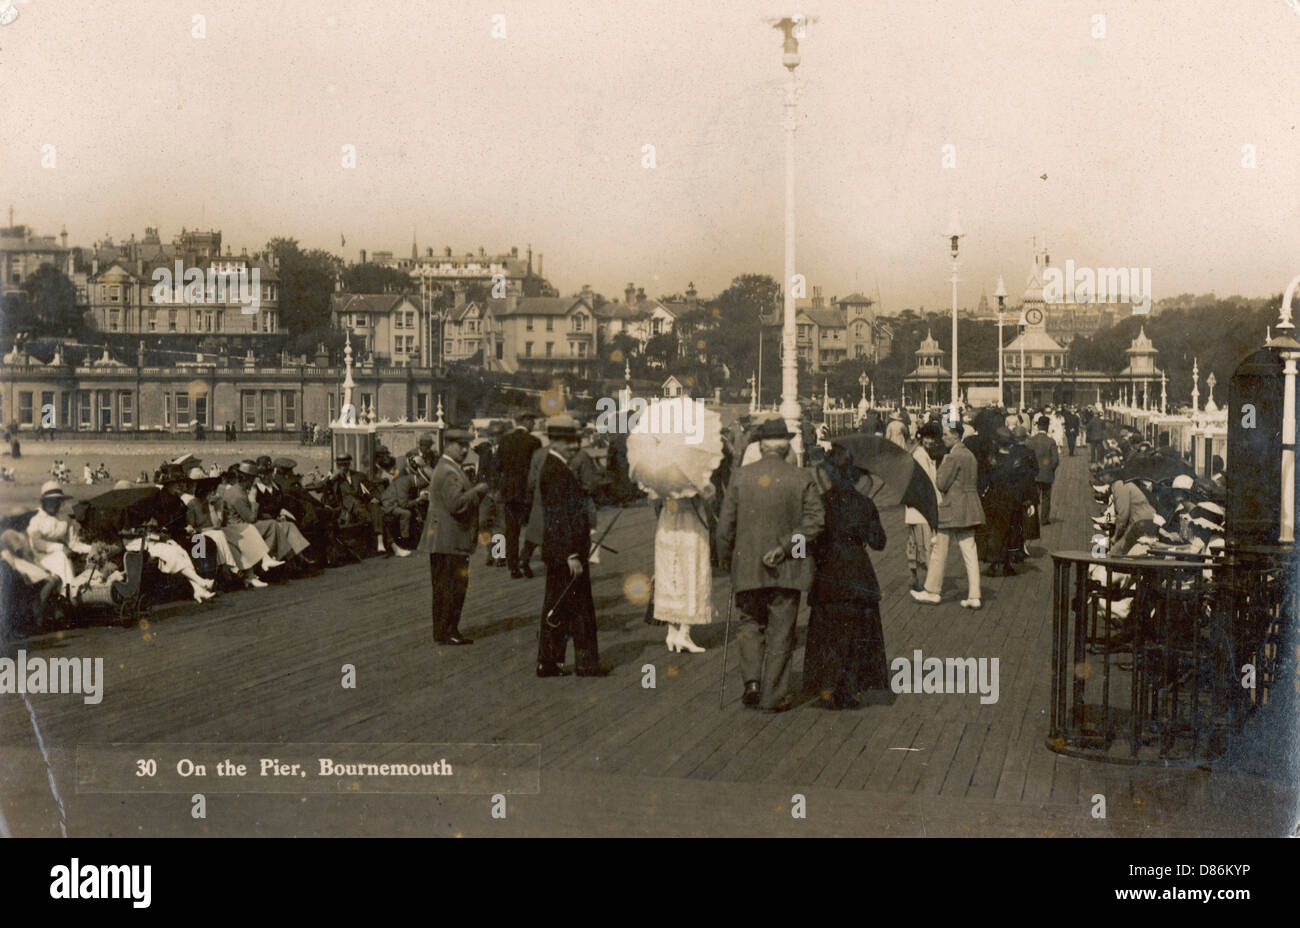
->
[[774, 17, 805, 449], [1275, 274, 1300, 542], [994, 275, 1007, 406], [945, 210, 965, 410]]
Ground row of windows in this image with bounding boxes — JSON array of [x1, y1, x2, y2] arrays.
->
[[105, 308, 277, 333], [521, 341, 589, 358], [98, 283, 279, 303], [524, 316, 586, 333], [240, 390, 298, 430]]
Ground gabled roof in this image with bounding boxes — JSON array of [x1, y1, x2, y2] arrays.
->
[[800, 306, 846, 329], [494, 296, 590, 317], [330, 293, 420, 315], [594, 301, 650, 321], [1004, 328, 1065, 352], [448, 301, 484, 322]]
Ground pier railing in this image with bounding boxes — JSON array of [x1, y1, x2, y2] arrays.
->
[[1049, 547, 1296, 764]]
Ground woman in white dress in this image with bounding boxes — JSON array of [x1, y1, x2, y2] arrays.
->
[[1047, 408, 1067, 449], [27, 481, 92, 593], [653, 491, 714, 652]]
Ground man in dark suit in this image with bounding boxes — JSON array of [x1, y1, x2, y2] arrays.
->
[[495, 413, 541, 578], [1024, 416, 1059, 526], [417, 427, 489, 645], [716, 417, 825, 711], [535, 415, 604, 677], [377, 453, 416, 554], [324, 452, 389, 550]]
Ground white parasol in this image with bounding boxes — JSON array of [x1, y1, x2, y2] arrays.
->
[[625, 398, 724, 500]]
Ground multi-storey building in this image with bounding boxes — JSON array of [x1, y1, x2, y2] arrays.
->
[[80, 228, 280, 338], [593, 283, 684, 347], [329, 293, 424, 365], [480, 294, 597, 376], [1, 222, 73, 303], [394, 244, 532, 296], [0, 345, 458, 435]]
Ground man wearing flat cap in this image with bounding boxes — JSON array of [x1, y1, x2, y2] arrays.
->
[[325, 452, 389, 553], [716, 417, 825, 711], [535, 414, 604, 676], [418, 426, 490, 644]]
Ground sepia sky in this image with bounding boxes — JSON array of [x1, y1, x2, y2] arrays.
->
[[5, 0, 1300, 310]]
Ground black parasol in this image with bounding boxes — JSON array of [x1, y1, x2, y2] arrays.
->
[[830, 433, 938, 530], [76, 487, 188, 542]]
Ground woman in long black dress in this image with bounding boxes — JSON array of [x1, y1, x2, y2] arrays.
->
[[803, 444, 890, 710]]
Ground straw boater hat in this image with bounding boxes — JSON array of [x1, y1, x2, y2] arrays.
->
[[40, 480, 70, 501], [546, 414, 580, 440]]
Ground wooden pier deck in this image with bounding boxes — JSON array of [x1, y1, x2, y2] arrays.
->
[[1, 451, 1293, 836]]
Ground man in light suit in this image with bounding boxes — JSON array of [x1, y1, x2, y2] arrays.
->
[[912, 423, 985, 608], [418, 427, 490, 645], [716, 418, 825, 712]]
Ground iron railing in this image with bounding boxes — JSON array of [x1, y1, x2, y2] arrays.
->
[[1049, 547, 1296, 764]]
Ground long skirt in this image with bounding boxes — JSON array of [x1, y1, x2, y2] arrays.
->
[[195, 528, 238, 569], [37, 547, 77, 593], [220, 523, 271, 571], [803, 599, 889, 699], [652, 499, 712, 626]]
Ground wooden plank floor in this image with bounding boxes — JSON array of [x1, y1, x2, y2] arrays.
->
[[1, 449, 1293, 836]]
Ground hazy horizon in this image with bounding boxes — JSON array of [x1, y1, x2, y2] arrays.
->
[[6, 0, 1300, 310]]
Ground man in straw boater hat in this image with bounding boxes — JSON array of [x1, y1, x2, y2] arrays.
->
[[535, 414, 606, 677], [716, 417, 825, 711], [417, 426, 490, 645]]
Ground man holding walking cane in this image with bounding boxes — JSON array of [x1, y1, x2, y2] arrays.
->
[[535, 415, 606, 678], [715, 418, 824, 712]]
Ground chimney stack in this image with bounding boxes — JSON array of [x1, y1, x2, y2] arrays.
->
[[360, 248, 367, 263], [625, 283, 636, 307], [60, 225, 68, 248]]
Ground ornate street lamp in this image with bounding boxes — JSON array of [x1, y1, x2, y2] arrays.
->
[[770, 16, 809, 452], [1274, 274, 1300, 542], [945, 210, 965, 410]]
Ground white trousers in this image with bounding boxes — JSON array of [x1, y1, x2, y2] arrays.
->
[[924, 528, 981, 600]]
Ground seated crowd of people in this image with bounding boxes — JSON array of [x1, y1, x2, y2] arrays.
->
[[1, 420, 636, 640]]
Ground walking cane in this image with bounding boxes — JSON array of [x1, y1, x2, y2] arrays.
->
[[718, 581, 735, 709], [542, 506, 626, 627]]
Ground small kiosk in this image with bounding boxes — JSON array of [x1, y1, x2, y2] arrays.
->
[[329, 337, 445, 478]]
